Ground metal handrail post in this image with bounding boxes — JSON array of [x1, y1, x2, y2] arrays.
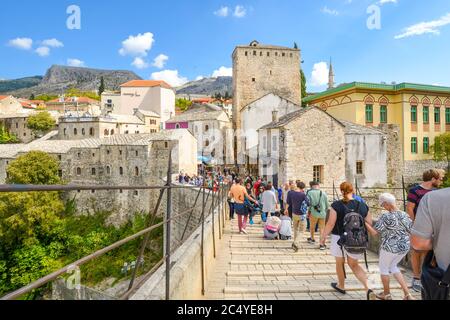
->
[[211, 187, 216, 259], [165, 149, 173, 301], [200, 184, 205, 296], [218, 186, 222, 240]]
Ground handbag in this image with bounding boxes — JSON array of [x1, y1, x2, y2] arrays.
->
[[421, 250, 450, 300]]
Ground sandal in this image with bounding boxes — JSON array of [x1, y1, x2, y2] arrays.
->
[[403, 293, 416, 300], [376, 293, 392, 300], [331, 282, 346, 295]]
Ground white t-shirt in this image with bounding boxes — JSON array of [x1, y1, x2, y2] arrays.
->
[[262, 190, 277, 213], [279, 216, 292, 237]]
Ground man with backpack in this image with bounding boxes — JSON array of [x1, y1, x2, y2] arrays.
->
[[320, 182, 377, 300], [411, 187, 450, 300], [307, 181, 329, 250], [285, 181, 308, 252]]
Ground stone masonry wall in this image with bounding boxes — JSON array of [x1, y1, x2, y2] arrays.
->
[[378, 124, 403, 186]]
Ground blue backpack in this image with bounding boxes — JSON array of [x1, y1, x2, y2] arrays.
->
[[300, 193, 310, 215]]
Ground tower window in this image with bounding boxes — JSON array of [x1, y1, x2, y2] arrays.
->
[[76, 167, 81, 175], [253, 50, 256, 56], [282, 53, 285, 57], [91, 168, 96, 175], [260, 51, 262, 56], [119, 167, 124, 175], [356, 161, 364, 175], [245, 51, 248, 56], [267, 52, 270, 57], [252, 78, 256, 82]]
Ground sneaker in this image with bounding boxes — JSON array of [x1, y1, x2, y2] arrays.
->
[[307, 238, 315, 244], [367, 289, 377, 300], [292, 243, 299, 252], [411, 278, 422, 293], [241, 229, 248, 235], [319, 244, 326, 250]]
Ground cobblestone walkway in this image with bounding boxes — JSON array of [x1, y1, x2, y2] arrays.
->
[[204, 215, 421, 300]]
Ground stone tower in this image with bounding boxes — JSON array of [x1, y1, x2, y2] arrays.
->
[[328, 58, 335, 89], [232, 40, 301, 164]]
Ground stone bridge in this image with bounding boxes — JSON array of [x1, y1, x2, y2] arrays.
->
[[130, 194, 421, 301]]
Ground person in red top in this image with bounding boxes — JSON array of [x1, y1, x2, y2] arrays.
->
[[406, 168, 445, 292], [254, 177, 262, 198]]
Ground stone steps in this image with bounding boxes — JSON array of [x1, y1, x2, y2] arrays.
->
[[229, 259, 380, 265], [227, 269, 384, 277]]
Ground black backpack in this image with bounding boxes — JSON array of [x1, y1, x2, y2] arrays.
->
[[338, 201, 369, 255]]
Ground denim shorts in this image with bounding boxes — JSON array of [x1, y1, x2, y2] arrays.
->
[[234, 203, 248, 216]]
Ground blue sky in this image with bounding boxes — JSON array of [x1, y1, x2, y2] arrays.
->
[[1, 0, 450, 91]]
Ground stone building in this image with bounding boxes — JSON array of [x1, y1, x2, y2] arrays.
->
[[165, 104, 233, 165], [258, 107, 388, 188], [46, 97, 101, 114], [232, 40, 302, 165], [57, 109, 160, 140], [0, 113, 35, 143], [240, 93, 300, 170], [303, 82, 450, 183], [0, 130, 197, 224]]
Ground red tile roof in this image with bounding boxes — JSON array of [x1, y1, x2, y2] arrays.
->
[[0, 95, 10, 101], [120, 80, 172, 89]]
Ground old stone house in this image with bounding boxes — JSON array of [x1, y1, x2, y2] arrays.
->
[[258, 107, 389, 188], [0, 130, 197, 224]]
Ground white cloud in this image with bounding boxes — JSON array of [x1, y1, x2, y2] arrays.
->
[[119, 32, 154, 57], [151, 70, 188, 87], [310, 62, 329, 87], [379, 0, 397, 5], [152, 54, 169, 69], [214, 6, 229, 17], [8, 37, 33, 50], [212, 66, 232, 78], [42, 38, 64, 48], [132, 57, 149, 69], [67, 58, 85, 67], [233, 5, 247, 18], [35, 46, 50, 57], [321, 6, 339, 16], [196, 76, 205, 81], [395, 12, 450, 39]]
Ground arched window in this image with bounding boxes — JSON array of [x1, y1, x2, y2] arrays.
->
[[110, 129, 115, 135], [74, 128, 78, 135], [82, 128, 85, 135], [64, 128, 67, 136], [135, 167, 139, 176], [76, 167, 81, 175], [119, 167, 124, 175], [106, 166, 111, 174], [104, 129, 109, 136], [205, 139, 210, 147], [89, 128, 94, 136], [175, 123, 181, 129], [205, 125, 209, 132], [135, 150, 139, 156]]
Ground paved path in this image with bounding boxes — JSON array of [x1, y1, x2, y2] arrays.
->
[[204, 215, 421, 300]]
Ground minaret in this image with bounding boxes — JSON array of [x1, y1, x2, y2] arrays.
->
[[328, 58, 335, 89]]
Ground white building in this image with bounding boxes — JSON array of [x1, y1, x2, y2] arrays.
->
[[101, 91, 121, 113], [240, 93, 301, 168], [118, 80, 175, 126]]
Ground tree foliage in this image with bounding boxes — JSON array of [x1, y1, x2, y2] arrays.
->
[[300, 69, 307, 106], [175, 98, 193, 112], [65, 87, 100, 101], [432, 132, 450, 173], [0, 126, 19, 144], [26, 112, 56, 134], [34, 94, 59, 102], [98, 76, 105, 97]]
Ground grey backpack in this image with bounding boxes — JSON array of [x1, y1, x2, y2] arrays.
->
[[338, 201, 368, 255]]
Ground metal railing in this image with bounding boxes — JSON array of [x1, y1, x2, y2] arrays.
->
[[0, 151, 230, 301]]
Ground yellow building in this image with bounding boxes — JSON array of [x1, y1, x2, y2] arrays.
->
[[303, 82, 450, 180]]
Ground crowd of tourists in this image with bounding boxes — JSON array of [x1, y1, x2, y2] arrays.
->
[[227, 169, 450, 300]]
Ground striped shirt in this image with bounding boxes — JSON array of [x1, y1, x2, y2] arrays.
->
[[407, 185, 434, 217]]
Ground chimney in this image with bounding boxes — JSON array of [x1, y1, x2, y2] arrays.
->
[[272, 110, 279, 122]]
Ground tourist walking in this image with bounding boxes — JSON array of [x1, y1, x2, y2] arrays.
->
[[285, 181, 308, 252], [411, 187, 450, 300], [365, 193, 415, 300], [320, 182, 377, 300], [406, 169, 445, 292], [229, 178, 258, 234], [307, 181, 329, 249]]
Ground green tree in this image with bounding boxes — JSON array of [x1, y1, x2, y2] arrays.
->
[[300, 69, 307, 107], [34, 94, 58, 102], [98, 76, 105, 97], [432, 132, 450, 173], [0, 126, 19, 144], [26, 112, 56, 135], [29, 94, 35, 100], [175, 98, 193, 112]]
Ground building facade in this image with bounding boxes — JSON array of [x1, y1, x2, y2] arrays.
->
[[303, 82, 450, 182], [232, 40, 302, 165], [119, 80, 175, 125], [165, 104, 233, 165], [258, 107, 388, 188], [0, 130, 197, 225]]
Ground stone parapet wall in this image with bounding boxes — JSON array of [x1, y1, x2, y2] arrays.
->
[[403, 160, 447, 185]]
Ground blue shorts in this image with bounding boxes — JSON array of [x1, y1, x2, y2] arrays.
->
[[234, 203, 248, 216]]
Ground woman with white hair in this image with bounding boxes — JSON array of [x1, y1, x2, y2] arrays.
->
[[366, 193, 415, 300]]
